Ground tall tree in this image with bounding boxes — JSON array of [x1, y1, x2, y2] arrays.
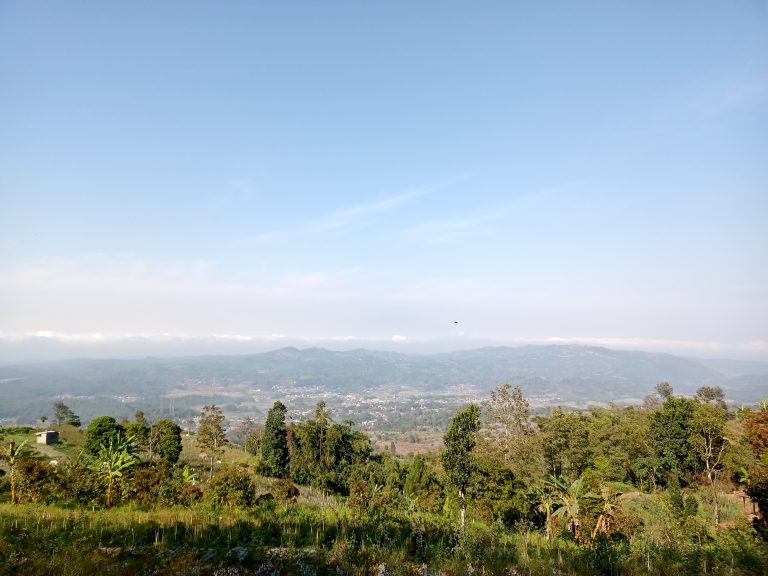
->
[[696, 386, 727, 410], [650, 396, 699, 483], [486, 384, 529, 448], [197, 405, 227, 477], [231, 417, 257, 453], [441, 403, 481, 529], [486, 384, 531, 437], [690, 400, 729, 524], [260, 401, 289, 478], [656, 382, 674, 401], [52, 401, 80, 427]]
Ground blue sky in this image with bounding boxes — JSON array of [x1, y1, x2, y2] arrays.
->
[[1, 2, 766, 359]]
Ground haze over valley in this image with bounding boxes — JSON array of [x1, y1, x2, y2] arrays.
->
[[2, 344, 766, 427]]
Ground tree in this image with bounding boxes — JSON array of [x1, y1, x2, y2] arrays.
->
[[696, 386, 727, 410], [231, 417, 257, 452], [260, 401, 289, 478], [124, 412, 150, 455], [742, 401, 768, 460], [690, 400, 729, 524], [0, 439, 29, 504], [656, 382, 674, 401], [404, 455, 444, 514], [649, 396, 699, 483], [287, 401, 371, 494], [150, 419, 182, 463], [197, 405, 227, 477], [485, 384, 543, 478], [90, 433, 137, 508], [441, 404, 481, 529], [53, 401, 80, 427], [539, 408, 592, 477], [84, 416, 125, 456], [690, 401, 728, 484], [486, 384, 531, 438]]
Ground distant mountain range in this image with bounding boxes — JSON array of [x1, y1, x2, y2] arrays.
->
[[1, 345, 766, 424]]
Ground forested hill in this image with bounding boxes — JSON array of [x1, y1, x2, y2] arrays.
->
[[1, 345, 766, 424]]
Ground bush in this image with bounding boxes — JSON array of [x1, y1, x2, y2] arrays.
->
[[16, 459, 61, 504], [205, 466, 256, 509], [272, 478, 300, 503], [128, 461, 179, 506]]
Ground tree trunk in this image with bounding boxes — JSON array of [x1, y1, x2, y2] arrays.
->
[[459, 488, 466, 530], [10, 469, 16, 505]]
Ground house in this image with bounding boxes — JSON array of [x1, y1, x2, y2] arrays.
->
[[36, 430, 59, 445]]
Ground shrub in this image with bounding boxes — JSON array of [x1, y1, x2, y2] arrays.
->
[[205, 466, 256, 509], [272, 478, 300, 502], [16, 459, 61, 504], [128, 461, 179, 506]]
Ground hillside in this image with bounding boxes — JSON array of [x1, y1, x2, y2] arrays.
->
[[1, 344, 766, 425]]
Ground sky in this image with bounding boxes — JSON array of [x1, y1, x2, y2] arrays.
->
[[1, 1, 767, 361]]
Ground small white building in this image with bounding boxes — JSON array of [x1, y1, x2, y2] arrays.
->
[[36, 430, 59, 445]]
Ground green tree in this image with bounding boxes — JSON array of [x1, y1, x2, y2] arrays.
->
[[150, 419, 183, 463], [260, 401, 289, 478], [650, 396, 699, 483], [84, 416, 125, 456], [539, 408, 592, 477], [197, 405, 227, 477], [53, 401, 80, 427], [124, 412, 150, 455], [287, 402, 371, 494], [586, 406, 652, 483], [404, 455, 444, 513], [441, 403, 481, 529], [469, 452, 518, 523]]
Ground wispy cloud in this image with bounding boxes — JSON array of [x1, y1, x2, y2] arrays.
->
[[317, 187, 430, 231], [400, 181, 577, 243], [243, 180, 450, 245]]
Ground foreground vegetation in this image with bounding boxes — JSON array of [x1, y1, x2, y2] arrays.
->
[[1, 383, 767, 575]]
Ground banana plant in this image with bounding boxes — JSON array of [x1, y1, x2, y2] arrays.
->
[[90, 433, 137, 508], [1, 439, 29, 504]]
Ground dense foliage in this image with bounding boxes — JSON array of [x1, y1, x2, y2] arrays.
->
[[0, 389, 767, 575]]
